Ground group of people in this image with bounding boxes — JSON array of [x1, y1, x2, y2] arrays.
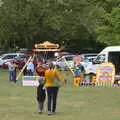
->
[[7, 56, 90, 115], [8, 58, 62, 115], [36, 62, 62, 115], [8, 58, 37, 82]]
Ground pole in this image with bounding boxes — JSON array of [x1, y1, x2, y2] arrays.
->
[[62, 56, 75, 76], [16, 56, 32, 81]]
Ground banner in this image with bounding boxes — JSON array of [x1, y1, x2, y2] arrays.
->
[[96, 62, 115, 86], [22, 76, 40, 86]]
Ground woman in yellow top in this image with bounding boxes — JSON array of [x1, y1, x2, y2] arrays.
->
[[44, 63, 61, 115]]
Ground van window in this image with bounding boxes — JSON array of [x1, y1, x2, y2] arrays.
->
[[95, 54, 105, 63]]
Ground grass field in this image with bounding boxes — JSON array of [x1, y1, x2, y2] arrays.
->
[[1, 68, 120, 120]]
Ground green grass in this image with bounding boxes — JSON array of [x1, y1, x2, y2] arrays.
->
[[0, 68, 120, 120]]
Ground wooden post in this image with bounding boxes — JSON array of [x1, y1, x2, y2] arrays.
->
[[62, 56, 75, 76]]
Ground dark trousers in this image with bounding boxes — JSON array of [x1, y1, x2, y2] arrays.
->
[[47, 87, 59, 112], [23, 68, 27, 76], [27, 70, 33, 76], [37, 101, 44, 112], [37, 84, 46, 112], [9, 70, 16, 82]]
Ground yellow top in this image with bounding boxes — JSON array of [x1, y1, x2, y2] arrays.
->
[[44, 69, 61, 87]]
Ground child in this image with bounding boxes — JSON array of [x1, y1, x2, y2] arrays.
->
[[36, 78, 46, 114], [36, 63, 46, 114]]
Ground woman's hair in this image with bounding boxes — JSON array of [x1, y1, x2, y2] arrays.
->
[[49, 63, 55, 69]]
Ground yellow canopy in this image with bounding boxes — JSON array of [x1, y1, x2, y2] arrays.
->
[[34, 41, 59, 49], [32, 48, 60, 52], [33, 41, 60, 52]]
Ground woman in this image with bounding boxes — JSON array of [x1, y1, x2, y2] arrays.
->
[[44, 63, 61, 115]]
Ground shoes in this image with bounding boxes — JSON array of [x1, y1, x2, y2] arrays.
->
[[52, 112, 56, 114], [48, 111, 52, 115], [38, 111, 42, 114], [48, 111, 56, 115]]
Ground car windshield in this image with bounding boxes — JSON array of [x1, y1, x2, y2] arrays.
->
[[64, 56, 73, 61], [14, 55, 27, 60]]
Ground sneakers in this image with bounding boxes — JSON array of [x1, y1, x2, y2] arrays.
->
[[48, 111, 56, 115], [38, 111, 42, 114], [52, 112, 56, 114], [48, 111, 52, 115]]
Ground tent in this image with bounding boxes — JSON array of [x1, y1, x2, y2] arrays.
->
[[16, 41, 60, 83], [32, 41, 60, 52]]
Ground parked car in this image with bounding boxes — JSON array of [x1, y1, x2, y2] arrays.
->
[[0, 53, 24, 67], [57, 52, 72, 57], [2, 54, 44, 69], [52, 55, 75, 70], [13, 55, 29, 69], [80, 53, 98, 62]]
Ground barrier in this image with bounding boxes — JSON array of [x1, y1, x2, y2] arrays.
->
[[73, 76, 81, 87], [22, 76, 39, 86]]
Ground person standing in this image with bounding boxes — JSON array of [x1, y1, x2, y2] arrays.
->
[[22, 58, 28, 76], [36, 79, 46, 114], [36, 62, 46, 114], [26, 59, 35, 76], [8, 61, 17, 83], [44, 63, 62, 115]]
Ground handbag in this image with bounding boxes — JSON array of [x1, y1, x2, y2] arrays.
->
[[51, 76, 62, 87]]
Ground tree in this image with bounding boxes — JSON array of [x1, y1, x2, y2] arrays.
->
[[0, 0, 106, 52], [96, 0, 120, 45]]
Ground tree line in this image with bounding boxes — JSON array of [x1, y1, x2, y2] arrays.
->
[[0, 0, 120, 53]]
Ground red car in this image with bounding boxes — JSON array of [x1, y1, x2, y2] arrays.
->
[[14, 54, 44, 69], [2, 54, 44, 69]]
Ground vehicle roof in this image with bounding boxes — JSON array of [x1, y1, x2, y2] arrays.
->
[[62, 54, 75, 57], [2, 53, 24, 55], [101, 46, 120, 52], [0, 53, 24, 58], [80, 53, 98, 55], [80, 53, 98, 58]]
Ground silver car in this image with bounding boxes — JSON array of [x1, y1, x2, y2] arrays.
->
[[52, 55, 75, 70]]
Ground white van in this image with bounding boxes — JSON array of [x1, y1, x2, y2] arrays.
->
[[85, 46, 120, 78]]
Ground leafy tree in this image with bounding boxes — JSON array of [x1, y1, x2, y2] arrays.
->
[[95, 0, 120, 46], [0, 0, 107, 52], [97, 6, 120, 45]]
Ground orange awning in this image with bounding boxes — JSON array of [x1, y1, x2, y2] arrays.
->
[[32, 48, 60, 52], [34, 41, 59, 49]]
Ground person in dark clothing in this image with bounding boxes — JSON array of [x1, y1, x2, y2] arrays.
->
[[36, 63, 46, 114], [23, 58, 28, 76], [36, 80, 46, 114]]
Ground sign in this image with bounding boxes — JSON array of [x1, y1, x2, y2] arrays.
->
[[34, 41, 59, 49], [22, 76, 40, 86], [96, 62, 115, 86]]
